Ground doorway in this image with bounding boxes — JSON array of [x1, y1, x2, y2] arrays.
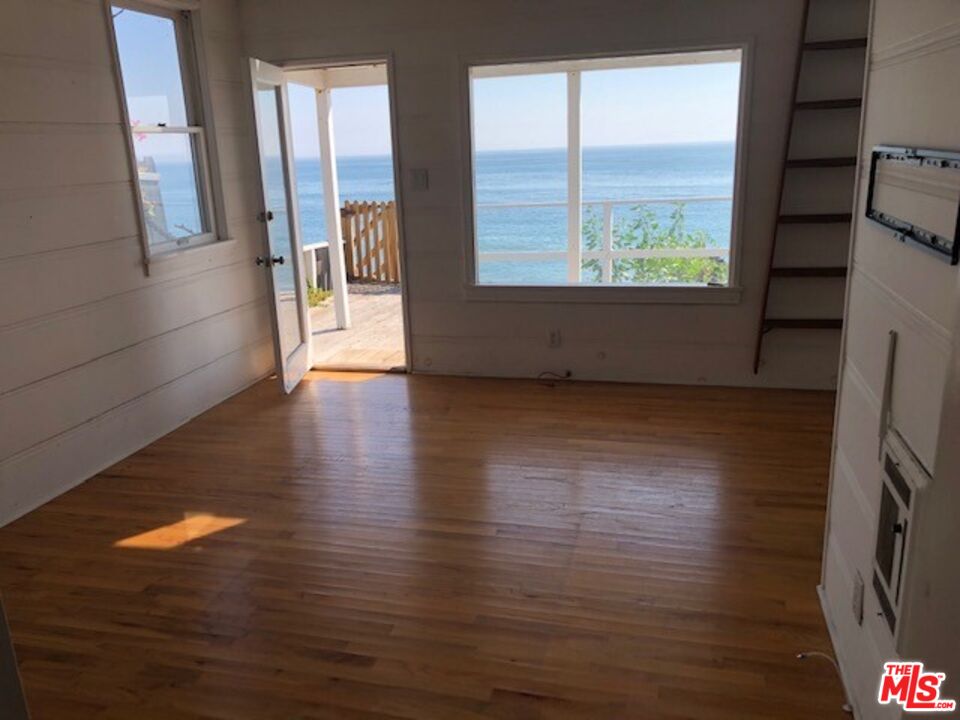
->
[[285, 62, 407, 372]]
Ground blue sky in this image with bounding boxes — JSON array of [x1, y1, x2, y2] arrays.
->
[[472, 62, 742, 152], [113, 6, 394, 159], [113, 5, 741, 159], [112, 7, 187, 127], [292, 62, 741, 157], [288, 84, 393, 158]]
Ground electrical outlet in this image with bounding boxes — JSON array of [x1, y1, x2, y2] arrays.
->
[[548, 329, 562, 348], [853, 571, 864, 625]]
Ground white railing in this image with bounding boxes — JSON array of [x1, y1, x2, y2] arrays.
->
[[476, 195, 732, 283]]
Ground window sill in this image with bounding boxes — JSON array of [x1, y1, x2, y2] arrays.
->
[[462, 283, 743, 305]]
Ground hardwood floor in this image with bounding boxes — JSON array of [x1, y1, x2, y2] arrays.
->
[[0, 372, 847, 719]]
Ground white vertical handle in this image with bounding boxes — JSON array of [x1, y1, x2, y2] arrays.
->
[[566, 70, 582, 283], [879, 329, 898, 456]]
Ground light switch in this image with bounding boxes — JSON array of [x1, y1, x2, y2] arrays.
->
[[410, 168, 429, 191]]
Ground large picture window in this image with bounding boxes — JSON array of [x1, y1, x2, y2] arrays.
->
[[469, 50, 744, 287], [110, 1, 219, 256]]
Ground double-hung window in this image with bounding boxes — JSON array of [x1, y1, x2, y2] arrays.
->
[[468, 49, 745, 289], [109, 1, 220, 256]]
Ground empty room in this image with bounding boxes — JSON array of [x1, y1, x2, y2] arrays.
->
[[1, 1, 959, 719]]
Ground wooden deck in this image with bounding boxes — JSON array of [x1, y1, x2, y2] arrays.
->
[[0, 373, 847, 719], [310, 284, 405, 371]]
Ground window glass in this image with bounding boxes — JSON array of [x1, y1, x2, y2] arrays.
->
[[111, 4, 215, 252], [581, 63, 739, 285], [470, 52, 742, 287], [132, 133, 204, 245], [256, 85, 303, 360], [471, 73, 567, 284], [112, 7, 189, 127]]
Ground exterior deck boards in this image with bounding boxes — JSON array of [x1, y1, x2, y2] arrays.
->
[[0, 373, 846, 719], [310, 285, 405, 371]]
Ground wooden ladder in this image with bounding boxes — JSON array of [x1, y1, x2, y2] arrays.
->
[[752, 1, 868, 373]]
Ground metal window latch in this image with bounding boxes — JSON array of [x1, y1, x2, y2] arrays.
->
[[255, 256, 269, 267], [271, 255, 285, 265], [257, 210, 274, 223]]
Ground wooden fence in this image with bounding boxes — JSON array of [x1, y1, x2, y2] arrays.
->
[[341, 201, 400, 283]]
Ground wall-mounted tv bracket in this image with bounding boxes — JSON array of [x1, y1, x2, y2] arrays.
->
[[865, 145, 960, 265]]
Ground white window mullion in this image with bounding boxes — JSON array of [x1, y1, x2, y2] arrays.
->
[[566, 70, 582, 283], [601, 201, 613, 283]]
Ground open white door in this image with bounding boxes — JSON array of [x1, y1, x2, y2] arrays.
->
[[249, 59, 311, 394]]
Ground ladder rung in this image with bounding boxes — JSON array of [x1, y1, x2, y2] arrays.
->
[[803, 37, 868, 51], [770, 266, 848, 278], [795, 98, 862, 110], [765, 318, 843, 330], [779, 213, 852, 224], [785, 157, 857, 169]]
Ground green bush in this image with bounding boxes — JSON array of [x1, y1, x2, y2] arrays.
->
[[306, 280, 333, 308], [581, 202, 728, 285]]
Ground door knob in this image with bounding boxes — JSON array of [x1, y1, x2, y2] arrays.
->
[[271, 255, 285, 265]]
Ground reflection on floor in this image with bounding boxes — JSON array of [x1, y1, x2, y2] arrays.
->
[[0, 372, 848, 719], [310, 283, 405, 370]]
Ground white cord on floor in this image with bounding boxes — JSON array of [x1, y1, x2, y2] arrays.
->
[[797, 651, 854, 714]]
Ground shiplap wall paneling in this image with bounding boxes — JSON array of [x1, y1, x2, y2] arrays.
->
[[821, 1, 960, 716], [0, 0, 272, 527], [238, 0, 834, 388]]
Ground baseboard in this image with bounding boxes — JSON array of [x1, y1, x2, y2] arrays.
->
[[0, 341, 274, 528], [818, 583, 861, 718]]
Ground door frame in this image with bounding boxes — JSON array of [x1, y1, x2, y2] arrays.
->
[[266, 51, 412, 373], [248, 58, 313, 392]]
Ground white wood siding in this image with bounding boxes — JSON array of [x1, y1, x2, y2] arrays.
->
[[0, 0, 272, 527], [239, 0, 844, 389], [821, 1, 960, 716]]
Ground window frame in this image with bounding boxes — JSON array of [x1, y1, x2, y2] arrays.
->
[[461, 44, 751, 304], [105, 0, 226, 267]]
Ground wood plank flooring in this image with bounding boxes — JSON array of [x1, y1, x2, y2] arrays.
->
[[0, 372, 846, 719]]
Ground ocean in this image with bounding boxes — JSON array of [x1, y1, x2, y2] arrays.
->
[[153, 141, 735, 285]]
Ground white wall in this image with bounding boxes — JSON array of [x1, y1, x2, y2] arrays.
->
[[239, 0, 852, 388], [820, 1, 960, 716], [0, 0, 274, 527]]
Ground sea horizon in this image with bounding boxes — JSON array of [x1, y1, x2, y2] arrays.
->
[[150, 141, 736, 284], [275, 139, 736, 164]]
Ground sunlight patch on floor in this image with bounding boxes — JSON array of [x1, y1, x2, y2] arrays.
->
[[114, 513, 247, 550], [309, 370, 386, 383]]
